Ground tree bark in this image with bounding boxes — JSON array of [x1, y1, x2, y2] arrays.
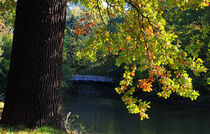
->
[[1, 0, 67, 130]]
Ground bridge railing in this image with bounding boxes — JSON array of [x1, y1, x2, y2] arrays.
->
[[70, 75, 113, 83]]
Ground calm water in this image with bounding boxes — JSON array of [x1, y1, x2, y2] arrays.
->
[[62, 94, 210, 134]]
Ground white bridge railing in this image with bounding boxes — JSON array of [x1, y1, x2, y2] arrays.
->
[[71, 75, 113, 83]]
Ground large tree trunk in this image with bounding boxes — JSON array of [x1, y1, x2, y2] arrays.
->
[[1, 0, 67, 130]]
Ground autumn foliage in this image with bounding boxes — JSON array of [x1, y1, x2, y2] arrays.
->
[[75, 14, 95, 35], [73, 0, 209, 120]]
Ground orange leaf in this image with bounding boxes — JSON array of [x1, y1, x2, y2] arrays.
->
[[122, 84, 127, 89], [104, 33, 108, 37], [108, 46, 113, 51], [80, 18, 85, 21], [131, 66, 136, 70], [112, 14, 116, 18], [207, 1, 209, 6], [176, 73, 180, 78], [130, 72, 135, 76]]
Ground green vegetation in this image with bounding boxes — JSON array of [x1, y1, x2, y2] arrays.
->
[[0, 34, 12, 92], [0, 114, 86, 134], [0, 0, 16, 33], [0, 126, 68, 134], [0, 107, 85, 134], [67, 1, 209, 120], [163, 6, 210, 95]]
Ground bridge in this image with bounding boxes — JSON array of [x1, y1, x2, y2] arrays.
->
[[71, 75, 113, 83], [69, 75, 114, 96]]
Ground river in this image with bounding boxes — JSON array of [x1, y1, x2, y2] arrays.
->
[[62, 94, 210, 134]]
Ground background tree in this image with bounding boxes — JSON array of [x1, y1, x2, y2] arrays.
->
[[163, 6, 210, 95], [0, 34, 12, 93], [62, 5, 124, 90], [1, 0, 67, 130], [0, 0, 16, 33], [0, 0, 16, 101]]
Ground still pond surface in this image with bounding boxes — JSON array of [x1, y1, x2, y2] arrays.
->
[[62, 94, 210, 134]]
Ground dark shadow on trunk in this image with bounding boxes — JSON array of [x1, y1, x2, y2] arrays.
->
[[0, 0, 67, 131]]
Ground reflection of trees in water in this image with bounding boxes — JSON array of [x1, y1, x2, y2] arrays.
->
[[62, 95, 210, 134], [62, 95, 120, 133], [70, 81, 114, 96]]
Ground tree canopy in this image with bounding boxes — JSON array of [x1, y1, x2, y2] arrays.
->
[[72, 0, 209, 120]]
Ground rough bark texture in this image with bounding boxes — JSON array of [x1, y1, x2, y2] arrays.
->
[[1, 0, 67, 130]]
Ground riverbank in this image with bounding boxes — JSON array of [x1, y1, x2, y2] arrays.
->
[[0, 126, 69, 134]]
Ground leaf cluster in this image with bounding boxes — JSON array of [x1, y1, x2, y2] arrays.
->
[[75, 0, 209, 120]]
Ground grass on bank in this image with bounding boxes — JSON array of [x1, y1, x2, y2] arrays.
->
[[0, 126, 70, 134], [0, 102, 83, 134]]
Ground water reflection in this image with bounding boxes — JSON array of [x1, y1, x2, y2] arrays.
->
[[62, 94, 210, 134]]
